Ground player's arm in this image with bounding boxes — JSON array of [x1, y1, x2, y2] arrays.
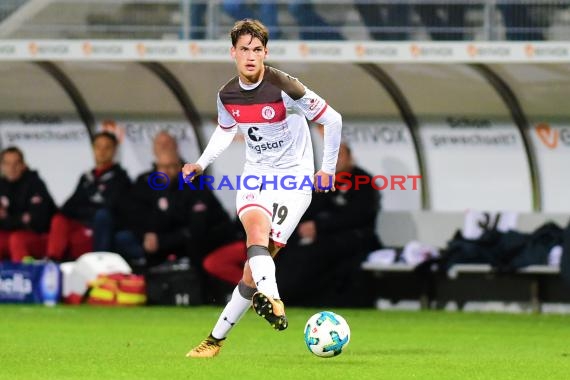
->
[[313, 102, 342, 192], [182, 125, 237, 178], [182, 94, 238, 179], [294, 88, 342, 192]]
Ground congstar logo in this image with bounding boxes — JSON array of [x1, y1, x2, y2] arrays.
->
[[247, 127, 262, 142]]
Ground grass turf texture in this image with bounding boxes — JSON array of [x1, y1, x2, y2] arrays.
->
[[1, 306, 569, 380]]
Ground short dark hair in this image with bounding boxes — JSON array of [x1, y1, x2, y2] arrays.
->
[[93, 131, 118, 147], [230, 19, 269, 47], [0, 146, 25, 163]]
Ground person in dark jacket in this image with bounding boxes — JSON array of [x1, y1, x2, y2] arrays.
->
[[0, 146, 56, 262], [115, 149, 234, 268], [276, 142, 382, 307], [46, 131, 130, 261]]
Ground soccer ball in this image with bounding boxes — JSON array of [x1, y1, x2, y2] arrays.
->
[[304, 311, 350, 358]]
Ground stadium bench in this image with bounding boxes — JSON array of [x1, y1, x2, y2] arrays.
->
[[362, 261, 564, 313]]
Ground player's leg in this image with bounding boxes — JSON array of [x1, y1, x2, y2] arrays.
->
[[250, 189, 312, 329], [250, 240, 289, 330], [240, 209, 280, 298], [186, 278, 255, 358], [239, 208, 290, 330], [186, 190, 273, 357]]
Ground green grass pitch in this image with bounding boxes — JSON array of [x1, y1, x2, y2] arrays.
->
[[1, 305, 569, 380]]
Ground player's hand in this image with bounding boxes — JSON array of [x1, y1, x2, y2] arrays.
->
[[181, 163, 203, 182], [314, 170, 335, 193], [143, 232, 158, 253]]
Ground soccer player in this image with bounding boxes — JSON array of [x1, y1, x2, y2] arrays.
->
[[183, 18, 342, 358]]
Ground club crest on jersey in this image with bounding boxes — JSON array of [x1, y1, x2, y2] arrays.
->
[[243, 192, 256, 201], [261, 105, 276, 120]]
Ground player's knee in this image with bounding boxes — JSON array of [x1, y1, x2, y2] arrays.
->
[[246, 227, 269, 246], [241, 272, 255, 288]]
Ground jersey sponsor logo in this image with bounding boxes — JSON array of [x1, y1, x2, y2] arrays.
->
[[247, 127, 262, 142], [246, 126, 285, 153], [261, 106, 276, 120], [247, 139, 285, 154]]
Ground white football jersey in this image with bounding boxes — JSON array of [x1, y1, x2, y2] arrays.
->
[[217, 66, 329, 179]]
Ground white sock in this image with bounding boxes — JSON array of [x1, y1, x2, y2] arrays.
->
[[211, 285, 251, 340], [249, 255, 280, 299]]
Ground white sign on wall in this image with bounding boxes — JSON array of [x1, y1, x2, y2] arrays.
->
[[330, 120, 421, 211], [0, 40, 569, 63], [529, 121, 570, 212], [0, 115, 94, 206], [420, 117, 532, 212]]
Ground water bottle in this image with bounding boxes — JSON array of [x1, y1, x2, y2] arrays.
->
[[40, 261, 60, 307]]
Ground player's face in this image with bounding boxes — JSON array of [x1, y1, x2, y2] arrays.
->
[[231, 34, 267, 85]]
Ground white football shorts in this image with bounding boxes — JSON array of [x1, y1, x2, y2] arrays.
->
[[236, 186, 312, 247]]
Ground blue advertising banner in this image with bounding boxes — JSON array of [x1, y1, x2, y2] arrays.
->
[[0, 261, 60, 304]]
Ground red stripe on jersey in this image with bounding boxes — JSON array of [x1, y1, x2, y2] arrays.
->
[[224, 101, 286, 124], [237, 203, 272, 217], [311, 103, 328, 122]]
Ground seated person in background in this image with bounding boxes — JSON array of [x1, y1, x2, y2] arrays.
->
[[115, 150, 235, 269], [202, 219, 247, 286], [0, 147, 56, 263], [47, 132, 130, 261], [153, 130, 185, 164], [276, 142, 382, 307]]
